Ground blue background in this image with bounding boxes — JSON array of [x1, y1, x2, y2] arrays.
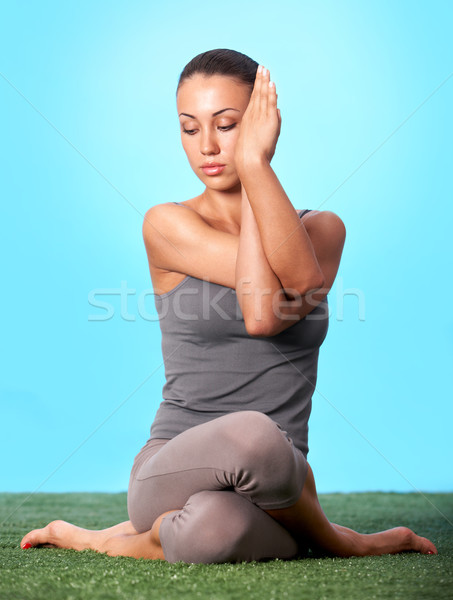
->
[[1, 0, 452, 496]]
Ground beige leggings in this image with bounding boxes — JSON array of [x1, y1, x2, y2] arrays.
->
[[127, 411, 308, 563]]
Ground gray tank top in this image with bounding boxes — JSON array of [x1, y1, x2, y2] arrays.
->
[[149, 203, 329, 457]]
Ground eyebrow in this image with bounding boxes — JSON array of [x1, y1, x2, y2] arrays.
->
[[178, 108, 240, 118]]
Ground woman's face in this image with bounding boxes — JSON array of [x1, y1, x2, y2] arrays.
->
[[176, 74, 251, 191]]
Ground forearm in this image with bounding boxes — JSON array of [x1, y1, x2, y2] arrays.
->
[[235, 187, 297, 335], [237, 158, 325, 296]]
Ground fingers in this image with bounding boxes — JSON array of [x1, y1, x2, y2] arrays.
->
[[259, 66, 269, 114], [268, 74, 278, 117], [254, 65, 277, 116], [248, 65, 262, 108]]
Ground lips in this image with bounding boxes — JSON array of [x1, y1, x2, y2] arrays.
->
[[201, 163, 226, 176]]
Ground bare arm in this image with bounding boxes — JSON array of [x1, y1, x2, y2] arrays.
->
[[142, 203, 239, 289], [234, 66, 324, 298], [239, 159, 325, 298], [264, 210, 346, 335], [235, 185, 290, 336], [143, 203, 345, 336], [232, 65, 345, 335], [235, 192, 346, 335]]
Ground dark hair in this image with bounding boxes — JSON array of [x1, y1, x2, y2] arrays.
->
[[176, 48, 259, 96]]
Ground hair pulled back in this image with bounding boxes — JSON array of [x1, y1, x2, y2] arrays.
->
[[176, 48, 259, 96]]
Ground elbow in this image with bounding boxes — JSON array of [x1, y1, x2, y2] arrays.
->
[[289, 273, 326, 299], [304, 273, 326, 294], [244, 317, 275, 338]]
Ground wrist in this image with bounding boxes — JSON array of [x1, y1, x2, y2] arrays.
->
[[236, 155, 271, 179]]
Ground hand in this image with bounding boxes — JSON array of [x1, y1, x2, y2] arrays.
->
[[234, 65, 282, 171]]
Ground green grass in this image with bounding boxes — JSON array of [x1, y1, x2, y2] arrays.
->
[[1, 492, 452, 600]]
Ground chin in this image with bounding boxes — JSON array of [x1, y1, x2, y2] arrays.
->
[[210, 181, 241, 193], [198, 174, 240, 190]]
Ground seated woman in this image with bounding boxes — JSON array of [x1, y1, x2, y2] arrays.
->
[[21, 48, 437, 563]]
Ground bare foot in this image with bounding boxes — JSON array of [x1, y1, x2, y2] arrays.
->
[[354, 526, 438, 557], [20, 514, 174, 561], [20, 520, 102, 552]]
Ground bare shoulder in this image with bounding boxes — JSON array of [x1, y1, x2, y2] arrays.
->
[[299, 209, 346, 239], [143, 200, 198, 223], [143, 201, 205, 246], [142, 201, 239, 290], [142, 202, 207, 294]]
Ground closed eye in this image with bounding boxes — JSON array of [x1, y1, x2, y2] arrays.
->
[[219, 124, 236, 132], [182, 124, 236, 135]]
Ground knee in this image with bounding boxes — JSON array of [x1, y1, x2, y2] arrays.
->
[[159, 491, 251, 564], [224, 411, 286, 454], [226, 411, 296, 470], [223, 412, 305, 508]]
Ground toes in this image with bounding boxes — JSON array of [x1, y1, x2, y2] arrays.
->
[[404, 528, 438, 555], [420, 537, 438, 555], [20, 520, 64, 549], [21, 528, 47, 549], [390, 526, 438, 555]]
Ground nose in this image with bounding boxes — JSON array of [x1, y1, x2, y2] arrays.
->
[[200, 127, 220, 155]]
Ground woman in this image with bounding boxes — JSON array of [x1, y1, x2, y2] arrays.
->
[[21, 49, 437, 563]]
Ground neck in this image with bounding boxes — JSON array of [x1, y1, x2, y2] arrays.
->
[[199, 183, 243, 228]]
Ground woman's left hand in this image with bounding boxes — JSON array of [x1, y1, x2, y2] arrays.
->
[[234, 65, 282, 172]]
